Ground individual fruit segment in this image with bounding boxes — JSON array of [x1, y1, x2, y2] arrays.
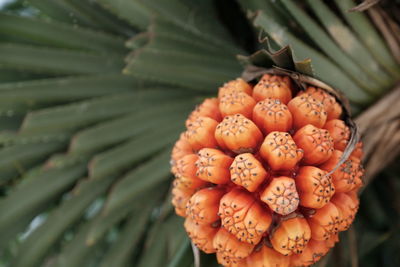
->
[[172, 154, 208, 194], [325, 233, 339, 248], [257, 74, 293, 87], [216, 252, 249, 267], [351, 142, 363, 159], [295, 166, 335, 209], [230, 153, 268, 192], [293, 124, 334, 165], [185, 98, 222, 127], [290, 239, 330, 266], [261, 176, 299, 215], [219, 189, 272, 245], [219, 90, 256, 118], [331, 192, 359, 231], [270, 217, 311, 256], [218, 78, 253, 98], [215, 114, 263, 153], [319, 150, 363, 193], [171, 133, 193, 172], [196, 148, 233, 184], [323, 119, 350, 151], [287, 94, 327, 129], [186, 187, 225, 225], [252, 74, 293, 104], [307, 202, 341, 241], [246, 245, 291, 267], [353, 160, 364, 191], [173, 154, 198, 178], [299, 87, 342, 120], [260, 132, 303, 171], [172, 187, 192, 217], [184, 218, 218, 253], [213, 228, 254, 266], [252, 99, 293, 134], [173, 175, 208, 195], [185, 116, 218, 151]]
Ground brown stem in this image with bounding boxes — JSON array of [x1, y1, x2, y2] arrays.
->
[[356, 83, 400, 188], [348, 226, 359, 267], [368, 7, 400, 63]]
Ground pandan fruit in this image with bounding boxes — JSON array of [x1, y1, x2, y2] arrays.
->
[[171, 75, 363, 267]]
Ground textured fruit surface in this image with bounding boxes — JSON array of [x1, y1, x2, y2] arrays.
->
[[171, 76, 364, 266]]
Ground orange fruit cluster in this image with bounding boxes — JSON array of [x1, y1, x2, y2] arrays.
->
[[171, 74, 363, 267]]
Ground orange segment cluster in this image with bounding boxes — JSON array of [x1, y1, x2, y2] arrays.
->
[[170, 75, 364, 267]]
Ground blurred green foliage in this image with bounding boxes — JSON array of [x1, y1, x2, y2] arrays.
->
[[0, 0, 399, 267]]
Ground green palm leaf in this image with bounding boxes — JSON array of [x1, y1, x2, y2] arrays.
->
[[0, 0, 399, 266]]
